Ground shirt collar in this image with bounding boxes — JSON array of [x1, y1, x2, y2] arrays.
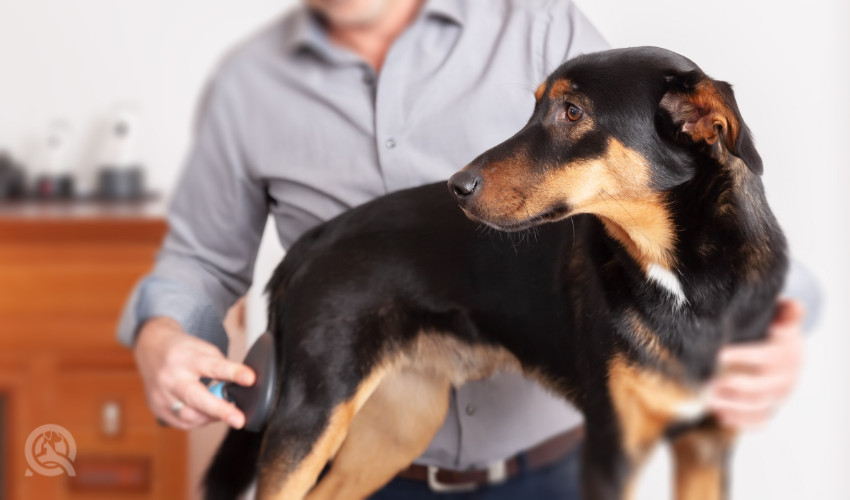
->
[[283, 8, 329, 56], [422, 0, 465, 27]]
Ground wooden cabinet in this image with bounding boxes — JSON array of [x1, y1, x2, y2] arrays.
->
[[0, 210, 187, 500]]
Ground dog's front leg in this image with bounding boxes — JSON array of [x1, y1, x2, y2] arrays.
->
[[669, 420, 736, 500], [583, 355, 687, 500], [581, 419, 642, 500]]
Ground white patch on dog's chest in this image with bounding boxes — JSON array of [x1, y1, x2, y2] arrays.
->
[[646, 263, 688, 307], [673, 393, 710, 422]]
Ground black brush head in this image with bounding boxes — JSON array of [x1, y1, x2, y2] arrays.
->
[[225, 331, 276, 432]]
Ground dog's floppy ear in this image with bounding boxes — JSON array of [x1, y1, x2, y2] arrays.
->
[[659, 70, 763, 175]]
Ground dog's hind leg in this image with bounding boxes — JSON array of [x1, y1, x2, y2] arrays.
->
[[305, 367, 452, 500], [669, 420, 735, 500], [255, 366, 389, 500]]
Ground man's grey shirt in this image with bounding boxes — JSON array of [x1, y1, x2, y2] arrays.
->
[[118, 0, 821, 471]]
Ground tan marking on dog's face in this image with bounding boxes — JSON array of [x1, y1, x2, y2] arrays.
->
[[545, 78, 596, 140], [466, 138, 677, 270], [534, 81, 547, 101], [607, 355, 698, 461], [548, 78, 572, 99]]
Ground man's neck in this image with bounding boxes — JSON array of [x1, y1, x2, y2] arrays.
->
[[325, 0, 423, 72]]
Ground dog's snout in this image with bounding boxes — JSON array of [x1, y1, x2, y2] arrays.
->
[[448, 171, 482, 201]]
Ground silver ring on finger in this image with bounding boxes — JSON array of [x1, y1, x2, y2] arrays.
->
[[171, 400, 185, 418]]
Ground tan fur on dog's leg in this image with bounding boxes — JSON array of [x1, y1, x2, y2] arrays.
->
[[671, 424, 735, 500], [257, 369, 388, 500], [306, 367, 451, 500]]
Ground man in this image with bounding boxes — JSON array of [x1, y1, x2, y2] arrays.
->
[[121, 0, 815, 497]]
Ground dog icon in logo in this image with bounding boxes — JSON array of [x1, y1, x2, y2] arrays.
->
[[24, 424, 77, 477]]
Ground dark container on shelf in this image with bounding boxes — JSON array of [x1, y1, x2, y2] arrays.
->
[[0, 153, 26, 200], [96, 166, 146, 200], [34, 173, 75, 199]]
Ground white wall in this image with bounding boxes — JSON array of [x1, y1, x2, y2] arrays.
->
[[0, 0, 290, 193], [3, 0, 847, 498]]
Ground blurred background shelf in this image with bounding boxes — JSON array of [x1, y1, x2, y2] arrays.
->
[[0, 198, 165, 220]]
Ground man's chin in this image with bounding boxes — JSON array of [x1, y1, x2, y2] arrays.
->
[[310, 0, 392, 27]]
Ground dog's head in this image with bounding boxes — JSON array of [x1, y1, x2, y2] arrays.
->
[[448, 47, 760, 266]]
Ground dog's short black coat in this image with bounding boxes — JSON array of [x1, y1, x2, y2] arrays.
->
[[204, 47, 787, 500]]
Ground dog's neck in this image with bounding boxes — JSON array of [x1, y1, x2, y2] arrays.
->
[[592, 194, 686, 305], [674, 156, 785, 280], [593, 158, 784, 310]]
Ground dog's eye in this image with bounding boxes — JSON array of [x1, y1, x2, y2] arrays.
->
[[558, 104, 583, 122]]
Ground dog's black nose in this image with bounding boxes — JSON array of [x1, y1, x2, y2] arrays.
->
[[448, 171, 482, 200]]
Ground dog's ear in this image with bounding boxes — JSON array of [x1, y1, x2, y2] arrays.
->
[[659, 70, 763, 175]]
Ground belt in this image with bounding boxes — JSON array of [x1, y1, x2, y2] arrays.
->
[[396, 426, 584, 493]]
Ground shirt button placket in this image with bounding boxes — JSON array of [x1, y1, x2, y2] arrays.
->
[[373, 19, 422, 193]]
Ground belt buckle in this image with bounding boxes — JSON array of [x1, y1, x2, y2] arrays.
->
[[487, 460, 508, 485], [427, 466, 477, 493], [426, 461, 508, 493]]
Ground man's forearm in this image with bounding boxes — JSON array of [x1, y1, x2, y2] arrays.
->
[[117, 275, 230, 353]]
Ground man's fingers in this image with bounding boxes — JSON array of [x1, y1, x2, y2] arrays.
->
[[708, 391, 775, 415], [178, 405, 216, 427], [707, 298, 806, 432], [154, 398, 212, 429], [710, 373, 790, 401], [196, 356, 256, 386], [176, 381, 246, 429], [717, 344, 783, 372], [718, 335, 802, 375], [709, 374, 787, 431], [712, 392, 776, 430], [716, 407, 774, 431], [151, 392, 192, 430]]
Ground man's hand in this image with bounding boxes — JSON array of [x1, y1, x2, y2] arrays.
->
[[707, 299, 805, 430], [133, 317, 256, 430]]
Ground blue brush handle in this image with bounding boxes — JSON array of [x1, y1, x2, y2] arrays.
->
[[209, 381, 228, 400]]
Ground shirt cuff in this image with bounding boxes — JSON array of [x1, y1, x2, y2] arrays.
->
[[781, 258, 823, 332], [116, 275, 229, 353]]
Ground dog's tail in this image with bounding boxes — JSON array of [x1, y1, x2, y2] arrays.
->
[[202, 428, 263, 500]]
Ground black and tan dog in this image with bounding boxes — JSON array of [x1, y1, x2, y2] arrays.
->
[[204, 47, 787, 500]]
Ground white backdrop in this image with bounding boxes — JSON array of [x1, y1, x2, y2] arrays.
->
[[2, 1, 847, 498]]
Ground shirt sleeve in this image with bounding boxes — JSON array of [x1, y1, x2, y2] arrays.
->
[[116, 66, 268, 354], [538, 0, 611, 78]]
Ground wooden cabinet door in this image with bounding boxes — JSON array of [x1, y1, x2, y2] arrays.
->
[[0, 215, 187, 500]]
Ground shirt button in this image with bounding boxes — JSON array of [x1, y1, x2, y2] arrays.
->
[[385, 138, 396, 149], [465, 404, 476, 416]]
